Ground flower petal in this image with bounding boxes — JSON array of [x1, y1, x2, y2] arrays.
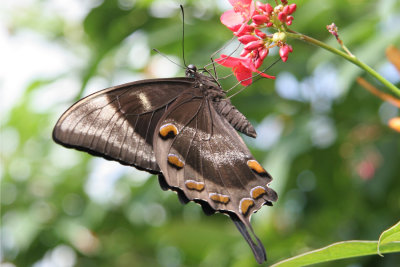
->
[[229, 0, 253, 11], [220, 9, 245, 29], [216, 55, 275, 84], [233, 63, 253, 85], [215, 55, 242, 68], [229, 0, 255, 20], [229, 0, 252, 6], [247, 60, 276, 79], [258, 71, 276, 80]]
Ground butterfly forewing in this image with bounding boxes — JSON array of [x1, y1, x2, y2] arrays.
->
[[53, 78, 193, 173]]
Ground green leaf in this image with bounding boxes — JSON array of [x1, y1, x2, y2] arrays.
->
[[271, 240, 400, 267], [378, 220, 400, 256]]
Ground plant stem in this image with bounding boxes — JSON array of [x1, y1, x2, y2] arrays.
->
[[286, 31, 400, 98]]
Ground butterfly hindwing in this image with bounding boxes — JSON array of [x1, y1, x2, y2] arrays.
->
[[53, 78, 193, 173], [153, 91, 277, 263]]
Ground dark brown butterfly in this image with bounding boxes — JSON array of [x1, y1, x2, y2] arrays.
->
[[53, 64, 278, 264]]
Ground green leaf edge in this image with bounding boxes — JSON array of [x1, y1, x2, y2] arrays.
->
[[378, 220, 400, 256], [271, 240, 400, 267]]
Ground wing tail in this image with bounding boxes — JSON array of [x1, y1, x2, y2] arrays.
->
[[231, 214, 267, 264]]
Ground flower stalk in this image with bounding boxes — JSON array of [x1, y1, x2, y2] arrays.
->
[[286, 30, 400, 98]]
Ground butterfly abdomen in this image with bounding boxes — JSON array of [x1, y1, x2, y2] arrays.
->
[[213, 99, 257, 138]]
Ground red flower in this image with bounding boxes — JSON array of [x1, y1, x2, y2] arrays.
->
[[219, 0, 297, 85], [221, 0, 255, 31], [216, 54, 275, 86]]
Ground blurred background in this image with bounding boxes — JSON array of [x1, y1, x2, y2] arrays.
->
[[1, 0, 400, 266]]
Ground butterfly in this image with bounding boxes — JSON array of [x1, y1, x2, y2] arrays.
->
[[53, 64, 278, 264]]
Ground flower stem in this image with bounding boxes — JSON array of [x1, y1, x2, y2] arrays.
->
[[286, 31, 400, 98]]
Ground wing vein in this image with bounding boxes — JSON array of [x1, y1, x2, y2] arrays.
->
[[117, 115, 129, 160]]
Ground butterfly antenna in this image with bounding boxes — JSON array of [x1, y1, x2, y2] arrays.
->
[[251, 58, 280, 82], [210, 57, 219, 82], [203, 39, 242, 86], [203, 37, 240, 73], [217, 72, 235, 80], [200, 38, 241, 87], [203, 36, 237, 69], [152, 48, 185, 69], [180, 5, 188, 68]]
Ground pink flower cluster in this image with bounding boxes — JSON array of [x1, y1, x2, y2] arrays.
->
[[216, 0, 297, 85], [326, 23, 339, 40]]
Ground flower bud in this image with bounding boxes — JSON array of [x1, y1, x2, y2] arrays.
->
[[255, 29, 266, 38], [255, 57, 263, 69], [238, 34, 259, 44], [288, 4, 297, 14], [327, 23, 339, 38], [240, 49, 251, 57], [272, 32, 287, 42], [266, 22, 273, 27], [234, 24, 255, 37], [279, 44, 293, 62], [279, 47, 289, 62], [286, 16, 294, 25], [252, 14, 269, 25], [277, 12, 287, 22], [283, 5, 290, 15], [244, 40, 264, 51], [265, 3, 274, 13], [259, 48, 269, 60]]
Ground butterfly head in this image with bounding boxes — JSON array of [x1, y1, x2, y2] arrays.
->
[[185, 64, 197, 78]]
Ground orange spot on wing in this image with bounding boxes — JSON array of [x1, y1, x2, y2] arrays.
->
[[209, 193, 230, 204], [247, 160, 267, 174], [185, 180, 205, 191], [159, 123, 178, 137], [167, 154, 184, 168], [251, 186, 267, 199], [240, 198, 254, 215]]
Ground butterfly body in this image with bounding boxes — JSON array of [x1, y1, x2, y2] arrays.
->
[[53, 65, 277, 264]]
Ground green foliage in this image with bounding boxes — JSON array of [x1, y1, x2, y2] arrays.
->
[[272, 223, 400, 266], [1, 0, 400, 266], [378, 221, 400, 255]]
